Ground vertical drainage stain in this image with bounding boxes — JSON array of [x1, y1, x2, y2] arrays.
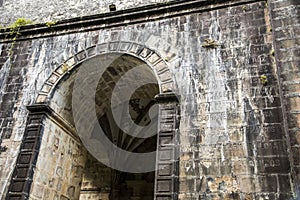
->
[[203, 17, 229, 144]]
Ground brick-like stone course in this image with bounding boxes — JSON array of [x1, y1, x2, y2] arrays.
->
[[0, 41, 32, 197], [269, 0, 300, 196]]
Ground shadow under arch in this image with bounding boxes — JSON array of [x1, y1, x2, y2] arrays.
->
[[6, 42, 181, 200]]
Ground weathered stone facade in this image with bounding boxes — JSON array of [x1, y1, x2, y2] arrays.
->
[[0, 0, 171, 26], [0, 0, 299, 199]]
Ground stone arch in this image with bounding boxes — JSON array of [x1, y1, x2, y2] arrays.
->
[[7, 41, 180, 200], [36, 41, 177, 104]]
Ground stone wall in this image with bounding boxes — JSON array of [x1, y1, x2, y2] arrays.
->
[[0, 0, 299, 199], [0, 41, 32, 198], [79, 154, 112, 200], [29, 117, 86, 200], [0, 0, 171, 26], [269, 0, 300, 195]]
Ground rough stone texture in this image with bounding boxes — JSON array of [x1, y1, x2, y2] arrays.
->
[[0, 0, 299, 199], [0, 0, 171, 26], [80, 154, 155, 200], [269, 0, 300, 195], [0, 41, 31, 198], [29, 117, 86, 200]]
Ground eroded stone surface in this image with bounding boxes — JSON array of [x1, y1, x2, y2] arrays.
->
[[0, 0, 171, 26], [0, 0, 299, 199], [29, 117, 86, 200]]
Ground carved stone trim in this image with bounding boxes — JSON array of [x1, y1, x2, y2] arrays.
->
[[155, 93, 180, 104], [6, 104, 78, 199], [0, 0, 259, 42], [27, 105, 78, 141], [154, 98, 180, 200], [35, 43, 176, 104], [6, 109, 46, 199]]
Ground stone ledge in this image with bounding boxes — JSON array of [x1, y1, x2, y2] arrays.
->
[[26, 104, 78, 141], [155, 93, 180, 104], [0, 0, 259, 42]]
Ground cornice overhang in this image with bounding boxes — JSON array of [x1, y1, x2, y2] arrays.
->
[[0, 0, 258, 42]]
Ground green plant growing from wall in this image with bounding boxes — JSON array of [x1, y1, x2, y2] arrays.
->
[[61, 64, 70, 73], [202, 38, 219, 49], [45, 21, 57, 28], [6, 18, 33, 56], [260, 74, 268, 85], [9, 18, 33, 35], [242, 5, 247, 11]]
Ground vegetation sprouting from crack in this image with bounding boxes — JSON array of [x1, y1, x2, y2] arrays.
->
[[202, 38, 219, 49], [9, 18, 33, 35], [45, 21, 57, 28], [6, 18, 33, 56], [260, 74, 268, 86]]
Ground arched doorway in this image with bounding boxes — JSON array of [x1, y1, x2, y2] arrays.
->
[[72, 53, 159, 199], [6, 43, 180, 200], [49, 53, 160, 199]]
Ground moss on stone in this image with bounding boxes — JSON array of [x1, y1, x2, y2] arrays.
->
[[9, 18, 33, 34], [260, 74, 268, 85], [45, 21, 57, 28]]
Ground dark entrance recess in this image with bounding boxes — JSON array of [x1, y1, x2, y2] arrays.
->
[[6, 53, 180, 200]]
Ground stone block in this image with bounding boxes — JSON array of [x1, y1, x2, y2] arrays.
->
[[258, 175, 278, 192], [257, 157, 290, 173], [237, 176, 257, 193]]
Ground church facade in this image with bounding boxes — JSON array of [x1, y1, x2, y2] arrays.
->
[[0, 0, 299, 199]]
